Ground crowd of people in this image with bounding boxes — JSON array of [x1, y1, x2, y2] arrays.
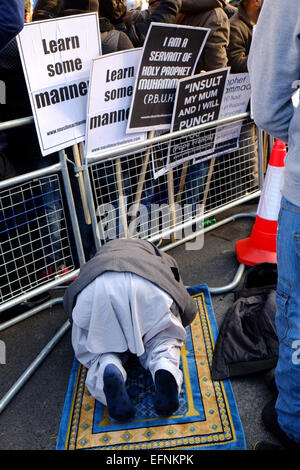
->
[[0, 0, 263, 179], [27, 0, 261, 73], [0, 0, 262, 264], [1, 0, 299, 452]]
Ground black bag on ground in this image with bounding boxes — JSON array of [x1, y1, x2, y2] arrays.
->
[[211, 263, 279, 381]]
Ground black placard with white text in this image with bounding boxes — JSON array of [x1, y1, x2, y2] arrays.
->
[[168, 68, 230, 168], [127, 23, 209, 134]]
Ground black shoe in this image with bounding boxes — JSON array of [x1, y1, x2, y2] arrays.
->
[[0, 292, 51, 324], [262, 399, 300, 450], [20, 292, 51, 309], [154, 370, 179, 416], [103, 364, 135, 422], [253, 440, 284, 451]]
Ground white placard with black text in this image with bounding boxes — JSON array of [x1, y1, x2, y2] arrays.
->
[[85, 48, 146, 158], [193, 72, 251, 162], [17, 13, 101, 156]]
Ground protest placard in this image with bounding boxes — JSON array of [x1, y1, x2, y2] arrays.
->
[[150, 130, 169, 179], [167, 68, 230, 169], [193, 72, 251, 162], [17, 13, 101, 156], [127, 23, 210, 134], [85, 48, 146, 157]]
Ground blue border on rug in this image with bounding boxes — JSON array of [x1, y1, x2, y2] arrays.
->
[[56, 284, 246, 450]]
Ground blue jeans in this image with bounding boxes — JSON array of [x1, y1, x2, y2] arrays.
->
[[182, 160, 210, 216], [39, 177, 63, 265], [275, 196, 300, 443]]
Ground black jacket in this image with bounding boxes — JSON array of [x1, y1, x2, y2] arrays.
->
[[175, 0, 229, 71], [33, 0, 182, 49], [227, 3, 253, 73], [211, 263, 279, 380], [113, 0, 182, 48]]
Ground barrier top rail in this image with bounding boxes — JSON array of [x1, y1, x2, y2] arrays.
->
[[0, 163, 62, 190], [0, 115, 34, 132], [84, 112, 250, 165], [0, 112, 250, 168]]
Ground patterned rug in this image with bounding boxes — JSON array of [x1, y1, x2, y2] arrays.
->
[[56, 284, 246, 450]]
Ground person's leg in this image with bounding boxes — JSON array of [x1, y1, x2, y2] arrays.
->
[[183, 160, 210, 216], [39, 176, 64, 268], [139, 318, 186, 416], [103, 362, 135, 422], [85, 352, 135, 422], [269, 197, 300, 444]]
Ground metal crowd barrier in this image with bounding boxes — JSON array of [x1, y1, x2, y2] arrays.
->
[[0, 116, 86, 413], [0, 111, 264, 413], [83, 111, 262, 289]]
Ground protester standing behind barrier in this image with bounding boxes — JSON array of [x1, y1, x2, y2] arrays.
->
[[0, 0, 25, 181], [96, 0, 183, 238], [172, 1, 230, 219], [222, 0, 262, 200], [99, 0, 182, 47], [31, 0, 136, 257], [0, 0, 25, 52], [0, 1, 58, 306], [176, 0, 229, 72], [227, 0, 263, 73], [248, 0, 300, 450], [223, 0, 237, 18]]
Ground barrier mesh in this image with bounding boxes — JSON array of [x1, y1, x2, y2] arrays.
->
[[88, 117, 259, 243], [0, 174, 75, 305]]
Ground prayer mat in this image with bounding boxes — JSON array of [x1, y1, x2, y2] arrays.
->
[[56, 284, 246, 450]]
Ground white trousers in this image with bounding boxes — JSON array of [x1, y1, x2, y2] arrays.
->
[[81, 333, 184, 406], [71, 271, 187, 406]]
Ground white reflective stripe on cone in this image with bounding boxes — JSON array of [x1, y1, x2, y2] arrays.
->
[[257, 165, 284, 221]]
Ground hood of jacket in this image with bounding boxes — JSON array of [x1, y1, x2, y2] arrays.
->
[[33, 0, 99, 20], [32, 0, 62, 20], [148, 0, 226, 11], [62, 0, 99, 15], [98, 0, 127, 23], [180, 0, 226, 13], [235, 2, 253, 28]]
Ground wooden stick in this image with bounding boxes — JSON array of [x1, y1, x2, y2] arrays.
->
[[169, 160, 190, 242], [176, 160, 189, 204], [200, 157, 216, 216], [128, 130, 155, 236], [115, 157, 128, 238], [72, 144, 91, 225], [167, 168, 177, 242]]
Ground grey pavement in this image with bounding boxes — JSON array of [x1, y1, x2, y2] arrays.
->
[[0, 201, 280, 451]]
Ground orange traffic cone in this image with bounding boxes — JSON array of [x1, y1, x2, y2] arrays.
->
[[235, 139, 286, 266]]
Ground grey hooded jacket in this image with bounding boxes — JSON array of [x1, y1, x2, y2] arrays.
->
[[248, 0, 300, 207], [63, 238, 197, 327]]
